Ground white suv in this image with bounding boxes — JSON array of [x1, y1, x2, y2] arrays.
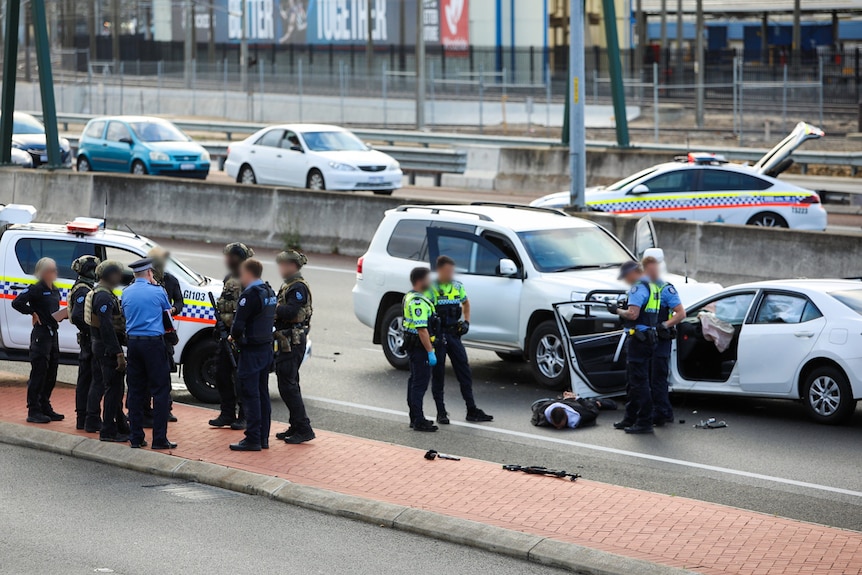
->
[[352, 203, 720, 389]]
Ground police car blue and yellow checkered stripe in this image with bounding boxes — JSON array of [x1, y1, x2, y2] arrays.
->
[[589, 191, 813, 215]]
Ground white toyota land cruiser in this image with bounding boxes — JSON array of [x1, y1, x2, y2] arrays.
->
[[352, 203, 720, 389], [0, 204, 223, 403]]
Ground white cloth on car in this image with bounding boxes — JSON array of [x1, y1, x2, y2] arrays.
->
[[699, 311, 735, 353]]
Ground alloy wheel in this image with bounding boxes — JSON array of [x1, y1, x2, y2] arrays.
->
[[387, 317, 407, 361], [808, 375, 841, 417], [535, 334, 565, 379]]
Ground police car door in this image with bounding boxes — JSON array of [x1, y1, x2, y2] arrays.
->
[[426, 228, 521, 346], [2, 235, 96, 352]]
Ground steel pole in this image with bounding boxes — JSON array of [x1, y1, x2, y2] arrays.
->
[[240, 0, 249, 95], [184, 0, 193, 88], [653, 62, 659, 144], [695, 0, 704, 128], [31, 0, 61, 168], [416, 0, 426, 129], [602, 0, 630, 147], [568, 0, 586, 209], [0, 0, 21, 165]]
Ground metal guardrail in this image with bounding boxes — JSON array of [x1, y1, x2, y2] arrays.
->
[[41, 112, 862, 176]]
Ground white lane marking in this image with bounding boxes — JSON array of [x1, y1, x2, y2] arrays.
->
[[304, 395, 862, 499], [361, 347, 383, 353], [169, 250, 355, 274]]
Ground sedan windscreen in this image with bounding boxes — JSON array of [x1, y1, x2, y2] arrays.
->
[[829, 289, 862, 315], [12, 114, 45, 135], [130, 121, 188, 142], [517, 228, 632, 273], [302, 131, 367, 152]]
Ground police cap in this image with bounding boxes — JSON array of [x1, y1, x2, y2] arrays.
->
[[276, 249, 307, 268], [72, 255, 101, 279], [224, 242, 254, 261], [617, 260, 641, 280], [129, 257, 154, 273]]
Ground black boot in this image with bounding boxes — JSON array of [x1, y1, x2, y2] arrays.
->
[[26, 411, 51, 424], [76, 415, 86, 430], [466, 408, 493, 422], [229, 439, 261, 452], [275, 427, 295, 440], [284, 429, 315, 444], [208, 413, 236, 428], [230, 418, 247, 431], [436, 411, 450, 425]]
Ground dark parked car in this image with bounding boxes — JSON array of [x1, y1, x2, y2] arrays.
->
[[1, 112, 72, 168]]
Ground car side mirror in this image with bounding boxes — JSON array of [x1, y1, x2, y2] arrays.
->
[[631, 184, 649, 194], [365, 142, 374, 150], [290, 145, 304, 153], [499, 258, 518, 277], [119, 137, 133, 145]]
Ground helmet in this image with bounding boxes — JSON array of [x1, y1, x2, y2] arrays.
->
[[95, 260, 126, 282], [223, 242, 254, 261], [72, 255, 101, 279], [276, 250, 307, 268]]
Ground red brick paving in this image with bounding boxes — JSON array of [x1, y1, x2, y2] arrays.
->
[[1, 383, 861, 575]]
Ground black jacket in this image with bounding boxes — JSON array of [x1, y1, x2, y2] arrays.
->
[[163, 272, 185, 316], [530, 397, 601, 428], [231, 282, 277, 346], [90, 289, 124, 356], [69, 284, 92, 333], [12, 280, 60, 330]]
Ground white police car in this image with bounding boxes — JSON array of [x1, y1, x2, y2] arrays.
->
[[531, 122, 827, 230]]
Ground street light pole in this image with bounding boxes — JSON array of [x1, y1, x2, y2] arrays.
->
[[240, 0, 248, 95], [184, 0, 193, 88], [416, 0, 426, 130], [695, 0, 704, 128], [568, 0, 585, 209]]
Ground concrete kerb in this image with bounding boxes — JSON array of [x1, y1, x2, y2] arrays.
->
[[0, 421, 699, 575]]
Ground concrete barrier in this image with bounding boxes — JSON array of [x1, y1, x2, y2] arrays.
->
[[2, 168, 860, 285]]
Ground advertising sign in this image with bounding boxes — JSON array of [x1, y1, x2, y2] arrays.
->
[[439, 0, 468, 51]]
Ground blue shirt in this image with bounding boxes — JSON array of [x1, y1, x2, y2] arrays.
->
[[543, 402, 582, 428], [627, 281, 652, 331], [659, 281, 682, 315], [122, 278, 172, 336]]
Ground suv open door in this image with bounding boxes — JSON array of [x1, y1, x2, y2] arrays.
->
[[752, 122, 824, 178], [633, 215, 658, 260]]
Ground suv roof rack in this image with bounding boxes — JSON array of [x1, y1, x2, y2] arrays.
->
[[469, 202, 569, 217], [394, 205, 493, 221]]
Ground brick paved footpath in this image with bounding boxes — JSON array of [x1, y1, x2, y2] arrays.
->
[[1, 383, 860, 575]]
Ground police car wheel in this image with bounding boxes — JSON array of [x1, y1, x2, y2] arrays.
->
[[239, 165, 257, 184], [380, 303, 409, 370], [77, 156, 91, 172], [182, 339, 221, 404], [746, 212, 788, 228], [528, 320, 570, 390], [307, 169, 325, 190], [802, 366, 856, 425]]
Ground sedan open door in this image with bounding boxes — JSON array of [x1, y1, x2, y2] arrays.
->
[[752, 122, 824, 178]]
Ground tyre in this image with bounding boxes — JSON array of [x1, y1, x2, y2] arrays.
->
[[77, 156, 91, 172], [182, 339, 221, 404], [238, 164, 256, 184], [496, 351, 526, 363], [131, 160, 147, 176], [802, 366, 856, 425], [379, 303, 409, 371], [307, 169, 326, 190], [528, 320, 570, 390], [746, 211, 788, 228], [373, 189, 394, 196]]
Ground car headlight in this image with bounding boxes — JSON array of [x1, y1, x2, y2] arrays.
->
[[149, 151, 170, 162], [201, 150, 210, 162], [10, 141, 24, 150], [390, 161, 400, 171], [329, 161, 357, 171]]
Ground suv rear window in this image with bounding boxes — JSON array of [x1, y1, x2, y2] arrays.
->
[[15, 238, 96, 278], [387, 220, 429, 260]]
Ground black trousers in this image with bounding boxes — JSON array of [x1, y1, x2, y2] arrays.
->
[[93, 350, 125, 439], [216, 343, 241, 419], [27, 325, 59, 414], [650, 340, 674, 422], [275, 339, 312, 434], [431, 333, 477, 413], [127, 337, 172, 445], [74, 333, 95, 422], [237, 344, 272, 446], [623, 336, 655, 428], [407, 346, 432, 424]]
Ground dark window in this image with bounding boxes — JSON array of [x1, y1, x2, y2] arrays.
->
[[256, 129, 284, 148], [754, 293, 822, 324], [15, 239, 96, 279], [84, 121, 106, 139], [387, 220, 430, 261], [699, 170, 772, 192], [281, 130, 301, 149], [106, 121, 131, 142], [830, 289, 862, 316], [434, 235, 502, 276], [482, 231, 522, 268], [641, 170, 696, 194]]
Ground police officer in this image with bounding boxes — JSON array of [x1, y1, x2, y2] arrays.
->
[[272, 250, 315, 445], [642, 256, 686, 426], [403, 267, 439, 432], [149, 246, 184, 423], [427, 255, 493, 425], [608, 260, 660, 435], [88, 261, 130, 443], [12, 257, 64, 424], [209, 242, 255, 430], [229, 259, 277, 452], [69, 255, 101, 430], [123, 258, 176, 450]]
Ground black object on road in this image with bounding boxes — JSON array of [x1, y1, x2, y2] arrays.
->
[[694, 418, 727, 429], [209, 292, 237, 369], [425, 449, 460, 461], [502, 465, 580, 482]]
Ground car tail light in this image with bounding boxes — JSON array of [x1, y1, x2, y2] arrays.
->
[[356, 256, 364, 279], [226, 145, 231, 158], [799, 194, 821, 204]]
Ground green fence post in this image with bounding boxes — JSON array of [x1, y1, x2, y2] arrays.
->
[[602, 0, 630, 148], [31, 0, 62, 168], [0, 0, 21, 165]]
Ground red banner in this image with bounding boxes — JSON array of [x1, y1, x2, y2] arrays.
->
[[440, 0, 469, 52]]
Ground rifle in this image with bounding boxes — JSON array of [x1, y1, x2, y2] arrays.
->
[[502, 465, 580, 482], [208, 292, 237, 369]]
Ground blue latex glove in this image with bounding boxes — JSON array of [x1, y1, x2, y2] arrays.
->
[[427, 351, 438, 366]]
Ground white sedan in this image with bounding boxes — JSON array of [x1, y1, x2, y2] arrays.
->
[[225, 123, 403, 195], [557, 279, 862, 424], [532, 122, 827, 230]]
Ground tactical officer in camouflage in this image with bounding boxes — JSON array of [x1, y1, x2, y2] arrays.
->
[[208, 242, 255, 430], [87, 261, 130, 443], [69, 255, 101, 431], [273, 250, 315, 444]]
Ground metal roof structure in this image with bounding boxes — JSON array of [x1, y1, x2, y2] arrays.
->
[[640, 0, 862, 16]]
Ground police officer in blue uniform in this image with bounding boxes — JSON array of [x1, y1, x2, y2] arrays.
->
[[642, 256, 686, 426], [229, 259, 277, 452], [69, 255, 101, 430], [122, 258, 176, 450], [608, 260, 659, 434]]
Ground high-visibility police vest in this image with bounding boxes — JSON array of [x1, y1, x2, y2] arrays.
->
[[630, 278, 661, 330], [427, 281, 466, 327], [655, 280, 675, 321], [402, 291, 437, 335]]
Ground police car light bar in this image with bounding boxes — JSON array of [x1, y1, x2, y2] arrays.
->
[[674, 153, 729, 165], [67, 217, 105, 235], [0, 204, 37, 225]]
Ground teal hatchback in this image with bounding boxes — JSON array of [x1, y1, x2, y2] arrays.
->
[[77, 116, 210, 179]]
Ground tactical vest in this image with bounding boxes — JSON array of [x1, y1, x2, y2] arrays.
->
[[217, 275, 243, 328], [244, 283, 277, 345], [67, 278, 95, 319], [277, 275, 313, 326], [84, 285, 126, 337], [429, 281, 464, 327], [631, 278, 661, 329]]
